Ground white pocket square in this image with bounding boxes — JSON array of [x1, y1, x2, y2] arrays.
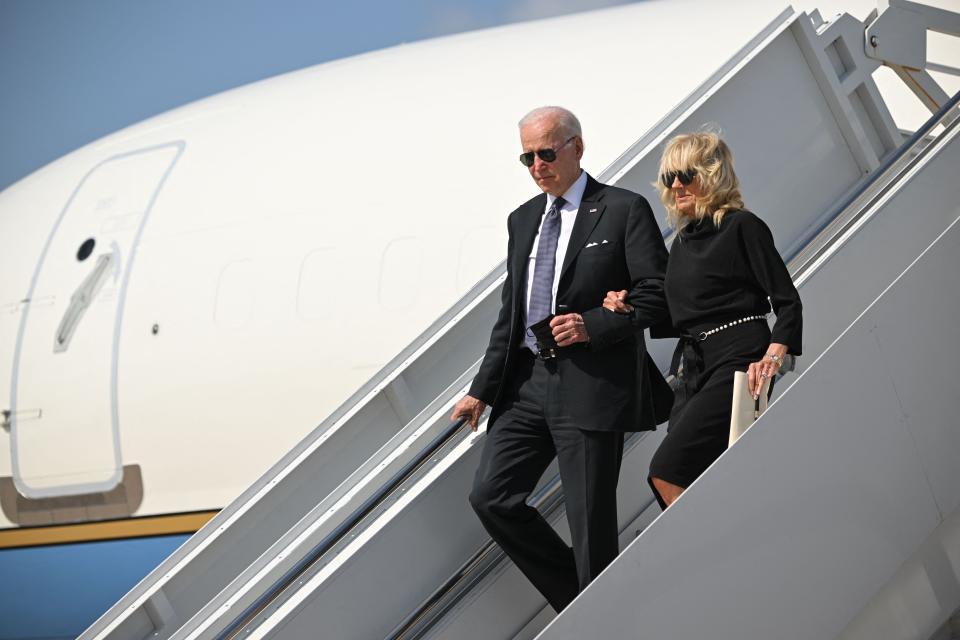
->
[[585, 241, 599, 248]]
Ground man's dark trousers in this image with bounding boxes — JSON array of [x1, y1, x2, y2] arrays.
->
[[469, 349, 623, 612]]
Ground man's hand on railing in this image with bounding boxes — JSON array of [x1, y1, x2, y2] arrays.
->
[[451, 395, 486, 432]]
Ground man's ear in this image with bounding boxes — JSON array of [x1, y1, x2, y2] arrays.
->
[[575, 136, 584, 160]]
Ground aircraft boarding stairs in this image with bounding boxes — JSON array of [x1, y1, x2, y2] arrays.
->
[[82, 5, 960, 640]]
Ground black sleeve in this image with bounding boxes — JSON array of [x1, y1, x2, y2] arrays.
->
[[650, 235, 680, 339], [739, 213, 803, 355], [649, 315, 681, 339], [468, 214, 516, 405], [581, 195, 670, 350]]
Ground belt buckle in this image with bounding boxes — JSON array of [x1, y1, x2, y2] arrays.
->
[[537, 347, 557, 361]]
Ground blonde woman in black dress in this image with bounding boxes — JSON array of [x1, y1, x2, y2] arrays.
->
[[604, 132, 802, 509]]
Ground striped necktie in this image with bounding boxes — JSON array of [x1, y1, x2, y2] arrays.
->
[[525, 196, 565, 351]]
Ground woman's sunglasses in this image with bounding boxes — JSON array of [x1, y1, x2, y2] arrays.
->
[[519, 136, 576, 167], [660, 168, 697, 188]]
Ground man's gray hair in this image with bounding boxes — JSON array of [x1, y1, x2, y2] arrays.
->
[[518, 106, 582, 139]]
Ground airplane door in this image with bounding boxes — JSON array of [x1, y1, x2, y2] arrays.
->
[[10, 143, 183, 499]]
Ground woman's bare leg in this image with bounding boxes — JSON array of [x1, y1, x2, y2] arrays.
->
[[650, 476, 685, 508]]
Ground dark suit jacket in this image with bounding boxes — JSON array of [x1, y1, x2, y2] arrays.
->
[[469, 174, 673, 432]]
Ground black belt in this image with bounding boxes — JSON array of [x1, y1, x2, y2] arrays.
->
[[668, 315, 769, 418], [535, 340, 586, 361], [519, 344, 578, 362]]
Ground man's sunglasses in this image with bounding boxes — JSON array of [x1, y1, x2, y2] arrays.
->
[[519, 136, 576, 167], [660, 168, 698, 188]]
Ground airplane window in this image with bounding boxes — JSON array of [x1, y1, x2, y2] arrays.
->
[[379, 237, 423, 311], [77, 238, 96, 261]]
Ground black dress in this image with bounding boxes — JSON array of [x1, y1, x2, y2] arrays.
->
[[648, 209, 802, 507]]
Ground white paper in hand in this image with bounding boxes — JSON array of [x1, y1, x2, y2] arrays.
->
[[729, 371, 769, 447]]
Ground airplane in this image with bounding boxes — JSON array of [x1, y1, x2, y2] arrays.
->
[[1, 0, 957, 638]]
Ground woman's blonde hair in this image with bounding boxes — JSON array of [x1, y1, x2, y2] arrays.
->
[[655, 131, 744, 229]]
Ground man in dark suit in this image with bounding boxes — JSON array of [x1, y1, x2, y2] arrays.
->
[[451, 106, 672, 612]]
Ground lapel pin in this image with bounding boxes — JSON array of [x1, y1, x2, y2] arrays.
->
[[589, 208, 598, 213]]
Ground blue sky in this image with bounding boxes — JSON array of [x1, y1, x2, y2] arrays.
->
[[0, 0, 635, 192]]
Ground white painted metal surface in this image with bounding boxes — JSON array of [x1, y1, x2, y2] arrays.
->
[[838, 512, 960, 640], [865, 0, 960, 126]]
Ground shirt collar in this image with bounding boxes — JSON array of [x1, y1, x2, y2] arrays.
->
[[546, 170, 587, 212]]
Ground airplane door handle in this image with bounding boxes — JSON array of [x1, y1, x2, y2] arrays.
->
[[54, 252, 114, 353]]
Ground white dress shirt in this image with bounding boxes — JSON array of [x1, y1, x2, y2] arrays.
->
[[523, 170, 588, 348]]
